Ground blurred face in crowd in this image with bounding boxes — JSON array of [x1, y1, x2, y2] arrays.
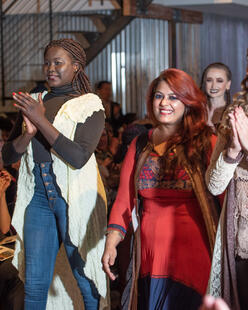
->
[[97, 129, 109, 151], [0, 131, 4, 170], [153, 81, 185, 128], [98, 83, 112, 101], [1, 130, 9, 142], [205, 68, 231, 99]]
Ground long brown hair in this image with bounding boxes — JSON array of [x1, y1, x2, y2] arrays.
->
[[147, 68, 212, 172]]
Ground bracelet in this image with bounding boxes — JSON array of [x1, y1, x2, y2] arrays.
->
[[105, 229, 124, 240]]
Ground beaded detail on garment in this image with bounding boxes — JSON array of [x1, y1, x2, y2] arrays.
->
[[234, 158, 248, 259]]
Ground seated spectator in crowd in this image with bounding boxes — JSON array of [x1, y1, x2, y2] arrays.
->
[[95, 125, 120, 214], [0, 170, 24, 310], [0, 117, 13, 144], [0, 116, 24, 310], [0, 118, 19, 218], [96, 81, 124, 136], [114, 123, 148, 164]]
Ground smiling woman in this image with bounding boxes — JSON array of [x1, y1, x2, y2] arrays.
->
[[200, 62, 232, 133], [102, 68, 219, 310], [2, 38, 108, 310], [43, 46, 79, 88], [152, 82, 185, 129]]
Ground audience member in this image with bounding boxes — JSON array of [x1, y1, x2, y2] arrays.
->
[[96, 81, 123, 136]]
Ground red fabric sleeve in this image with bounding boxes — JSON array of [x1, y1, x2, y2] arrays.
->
[[107, 137, 138, 236]]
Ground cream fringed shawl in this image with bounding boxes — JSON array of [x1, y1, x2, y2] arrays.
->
[[11, 92, 109, 309]]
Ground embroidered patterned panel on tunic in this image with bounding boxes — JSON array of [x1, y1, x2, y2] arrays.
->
[[138, 154, 192, 191]]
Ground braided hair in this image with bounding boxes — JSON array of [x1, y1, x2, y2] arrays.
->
[[44, 38, 92, 94]]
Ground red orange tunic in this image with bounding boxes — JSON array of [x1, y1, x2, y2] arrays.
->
[[108, 137, 211, 309]]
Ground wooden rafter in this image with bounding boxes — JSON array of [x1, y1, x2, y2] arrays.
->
[[86, 13, 134, 64], [123, 0, 203, 24], [85, 0, 154, 64], [3, 0, 19, 14]]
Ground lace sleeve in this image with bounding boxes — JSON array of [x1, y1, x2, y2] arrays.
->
[[205, 135, 239, 195]]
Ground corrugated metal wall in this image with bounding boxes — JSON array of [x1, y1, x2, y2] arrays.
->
[[86, 18, 169, 117], [199, 13, 248, 95], [176, 22, 201, 83], [176, 13, 248, 94], [0, 12, 169, 117], [3, 10, 247, 115]]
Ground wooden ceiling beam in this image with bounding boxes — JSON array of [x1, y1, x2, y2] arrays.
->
[[123, 0, 203, 23], [86, 13, 134, 64], [3, 0, 19, 14]]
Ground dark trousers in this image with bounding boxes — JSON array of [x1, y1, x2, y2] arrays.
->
[[236, 256, 248, 310], [0, 259, 24, 310]]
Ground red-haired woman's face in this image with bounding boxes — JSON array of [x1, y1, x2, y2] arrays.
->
[[205, 68, 231, 99], [152, 81, 185, 127]]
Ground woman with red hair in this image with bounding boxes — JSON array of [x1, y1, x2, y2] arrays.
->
[[102, 68, 219, 309]]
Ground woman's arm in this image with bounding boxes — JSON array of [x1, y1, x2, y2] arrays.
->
[[0, 193, 11, 234], [0, 171, 11, 234], [52, 110, 105, 169], [12, 92, 105, 169], [206, 109, 245, 196], [205, 134, 241, 196], [102, 137, 138, 279], [102, 230, 123, 280]]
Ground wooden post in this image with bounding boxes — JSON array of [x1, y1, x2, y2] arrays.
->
[[168, 21, 177, 68], [0, 1, 5, 106]]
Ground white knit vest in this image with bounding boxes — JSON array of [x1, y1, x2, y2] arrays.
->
[[12, 93, 109, 309]]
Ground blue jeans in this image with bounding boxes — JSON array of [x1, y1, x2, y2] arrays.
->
[[23, 163, 99, 310]]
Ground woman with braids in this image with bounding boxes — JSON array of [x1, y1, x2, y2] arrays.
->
[[206, 58, 248, 310], [102, 68, 219, 310], [2, 38, 108, 310], [200, 62, 232, 133]]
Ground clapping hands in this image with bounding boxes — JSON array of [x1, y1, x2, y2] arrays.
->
[[227, 106, 248, 158], [13, 92, 45, 132]]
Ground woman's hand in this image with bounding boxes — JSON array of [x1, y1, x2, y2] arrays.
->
[[101, 244, 118, 281], [199, 295, 230, 310], [101, 230, 122, 281], [13, 92, 45, 126], [234, 106, 248, 153], [226, 111, 242, 159], [23, 115, 37, 137], [0, 170, 11, 194], [13, 92, 59, 146]]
